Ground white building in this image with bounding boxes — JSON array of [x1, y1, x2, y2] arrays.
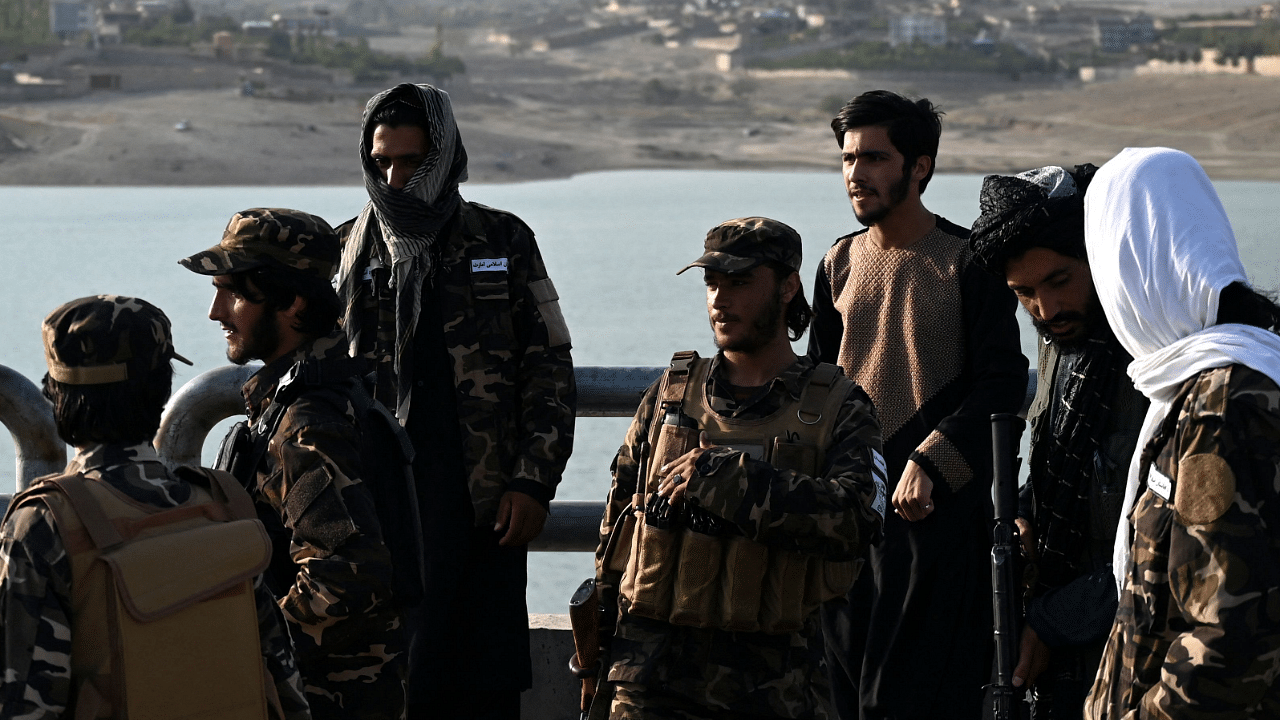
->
[[889, 14, 946, 47]]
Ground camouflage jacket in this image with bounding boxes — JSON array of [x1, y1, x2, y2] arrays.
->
[[1085, 364, 1280, 720], [596, 354, 885, 718], [339, 201, 576, 526], [241, 331, 406, 720], [0, 443, 310, 720]]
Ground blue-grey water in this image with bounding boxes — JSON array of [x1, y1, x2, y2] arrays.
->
[[2, 170, 1277, 612]]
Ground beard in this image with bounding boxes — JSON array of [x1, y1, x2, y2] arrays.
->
[[1032, 293, 1106, 355], [853, 165, 913, 226], [712, 286, 786, 353], [227, 307, 281, 365]]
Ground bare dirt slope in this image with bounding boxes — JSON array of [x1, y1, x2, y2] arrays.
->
[[1, 33, 1279, 185]]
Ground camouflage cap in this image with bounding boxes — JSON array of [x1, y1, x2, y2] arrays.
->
[[178, 208, 339, 282], [43, 295, 192, 386], [677, 217, 803, 276]]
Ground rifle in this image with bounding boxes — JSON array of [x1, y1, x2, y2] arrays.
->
[[569, 441, 649, 720], [989, 413, 1025, 720], [569, 578, 601, 718]]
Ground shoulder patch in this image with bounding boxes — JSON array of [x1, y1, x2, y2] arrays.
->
[[1185, 366, 1234, 422], [1174, 453, 1236, 525], [530, 277, 572, 348]]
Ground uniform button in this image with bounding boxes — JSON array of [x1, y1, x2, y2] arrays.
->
[[417, 381, 424, 387]]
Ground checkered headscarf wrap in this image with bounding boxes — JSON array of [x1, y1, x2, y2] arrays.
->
[[337, 83, 469, 419]]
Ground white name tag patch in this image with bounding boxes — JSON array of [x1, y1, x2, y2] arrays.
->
[[471, 258, 508, 273], [1149, 468, 1174, 501]]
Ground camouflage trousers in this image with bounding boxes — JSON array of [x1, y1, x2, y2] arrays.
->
[[300, 646, 407, 720], [610, 682, 789, 720]]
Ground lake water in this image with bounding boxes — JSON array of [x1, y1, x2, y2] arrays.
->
[[2, 170, 1277, 612]]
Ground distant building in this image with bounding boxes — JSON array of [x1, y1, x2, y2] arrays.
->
[[95, 7, 142, 44], [889, 14, 946, 46], [50, 1, 92, 35], [136, 1, 171, 21], [717, 49, 743, 71], [271, 13, 337, 39], [1095, 13, 1155, 52], [750, 8, 803, 35], [241, 20, 273, 36], [530, 21, 648, 51]]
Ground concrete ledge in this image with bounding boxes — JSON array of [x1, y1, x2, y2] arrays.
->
[[523, 613, 580, 720]]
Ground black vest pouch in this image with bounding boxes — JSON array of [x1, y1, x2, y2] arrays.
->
[[214, 421, 256, 490]]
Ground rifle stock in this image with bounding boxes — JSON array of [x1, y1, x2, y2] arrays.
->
[[990, 413, 1025, 720]]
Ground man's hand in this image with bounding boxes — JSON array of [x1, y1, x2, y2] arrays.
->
[[891, 459, 935, 521], [657, 432, 716, 507], [495, 491, 548, 546], [1015, 517, 1037, 561], [1012, 624, 1051, 688]]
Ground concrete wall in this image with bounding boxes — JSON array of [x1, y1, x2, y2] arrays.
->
[[522, 614, 581, 720]]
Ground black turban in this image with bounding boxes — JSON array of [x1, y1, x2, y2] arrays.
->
[[969, 163, 1097, 275]]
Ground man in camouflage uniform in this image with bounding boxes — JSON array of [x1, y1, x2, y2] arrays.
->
[[1081, 147, 1280, 718], [594, 217, 888, 719], [335, 83, 576, 719], [180, 209, 406, 720], [967, 164, 1149, 718], [0, 295, 310, 720]]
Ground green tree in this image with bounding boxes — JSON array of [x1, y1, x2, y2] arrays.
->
[[0, 0, 50, 44]]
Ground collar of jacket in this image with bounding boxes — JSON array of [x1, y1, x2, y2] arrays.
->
[[241, 330, 352, 421]]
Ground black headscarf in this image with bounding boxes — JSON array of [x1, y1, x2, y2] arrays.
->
[[969, 163, 1129, 593], [970, 164, 1096, 275]]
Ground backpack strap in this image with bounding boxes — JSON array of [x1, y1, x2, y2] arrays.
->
[[342, 376, 416, 463], [47, 474, 125, 552], [178, 466, 257, 522]]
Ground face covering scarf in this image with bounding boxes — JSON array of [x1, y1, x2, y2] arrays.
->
[[337, 83, 469, 420], [1083, 146, 1280, 597]]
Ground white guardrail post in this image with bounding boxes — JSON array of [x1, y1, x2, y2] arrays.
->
[[0, 365, 66, 493]]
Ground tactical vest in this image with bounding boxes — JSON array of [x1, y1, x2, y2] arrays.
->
[[5, 467, 273, 720], [612, 351, 863, 635]]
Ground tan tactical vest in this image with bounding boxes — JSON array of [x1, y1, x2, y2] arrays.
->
[[613, 351, 863, 635], [7, 467, 274, 720]]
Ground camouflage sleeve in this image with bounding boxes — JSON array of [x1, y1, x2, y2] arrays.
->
[[253, 574, 311, 720], [0, 501, 73, 720], [505, 218, 577, 505], [595, 381, 660, 581], [688, 385, 887, 560], [1138, 368, 1280, 717], [267, 404, 403, 702]]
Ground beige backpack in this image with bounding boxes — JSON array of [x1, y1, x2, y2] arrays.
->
[[7, 466, 275, 720]]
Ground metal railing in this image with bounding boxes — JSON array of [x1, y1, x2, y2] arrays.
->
[[0, 364, 1036, 551], [0, 366, 66, 490]]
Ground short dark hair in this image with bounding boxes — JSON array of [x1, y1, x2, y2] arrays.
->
[[831, 90, 943, 194], [1217, 281, 1280, 333], [766, 261, 814, 342], [43, 363, 173, 446], [365, 101, 430, 155], [226, 269, 341, 338]]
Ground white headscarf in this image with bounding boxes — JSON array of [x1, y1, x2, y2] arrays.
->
[[1084, 147, 1280, 596]]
